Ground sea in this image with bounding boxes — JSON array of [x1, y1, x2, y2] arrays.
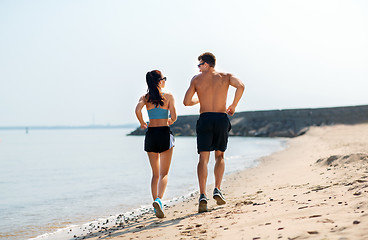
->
[[0, 128, 287, 240]]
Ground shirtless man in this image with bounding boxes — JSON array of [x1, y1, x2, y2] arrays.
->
[[183, 52, 245, 213]]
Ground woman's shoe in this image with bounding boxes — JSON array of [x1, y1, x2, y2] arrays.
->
[[153, 198, 165, 218]]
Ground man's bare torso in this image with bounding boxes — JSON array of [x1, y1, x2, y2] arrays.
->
[[193, 71, 230, 114]]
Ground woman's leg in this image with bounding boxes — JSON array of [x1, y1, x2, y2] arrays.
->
[[147, 152, 160, 200], [157, 147, 173, 199]]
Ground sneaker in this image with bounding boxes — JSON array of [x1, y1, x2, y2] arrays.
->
[[213, 188, 226, 205], [198, 193, 208, 213], [152, 198, 165, 218]]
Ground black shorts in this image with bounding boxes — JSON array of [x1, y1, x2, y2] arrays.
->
[[144, 126, 175, 153], [196, 112, 232, 153]]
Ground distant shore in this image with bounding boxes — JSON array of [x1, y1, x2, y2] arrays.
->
[[77, 123, 368, 239], [0, 124, 137, 131], [129, 104, 368, 138]]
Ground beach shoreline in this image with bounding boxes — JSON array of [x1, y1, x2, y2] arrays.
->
[[45, 124, 368, 239], [1, 131, 284, 240], [28, 141, 286, 240], [79, 124, 368, 240]]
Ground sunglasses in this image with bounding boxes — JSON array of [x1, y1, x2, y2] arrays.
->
[[197, 62, 205, 67], [159, 77, 167, 81]]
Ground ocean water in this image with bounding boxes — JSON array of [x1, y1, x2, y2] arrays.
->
[[0, 128, 287, 240]]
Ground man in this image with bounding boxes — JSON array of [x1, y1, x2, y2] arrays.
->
[[183, 52, 245, 213]]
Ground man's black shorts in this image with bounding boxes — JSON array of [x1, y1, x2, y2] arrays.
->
[[145, 126, 175, 153], [196, 112, 232, 153]]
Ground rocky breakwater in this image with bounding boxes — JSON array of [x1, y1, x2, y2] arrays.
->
[[128, 105, 368, 138]]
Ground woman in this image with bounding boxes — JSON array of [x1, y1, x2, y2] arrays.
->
[[135, 70, 177, 218]]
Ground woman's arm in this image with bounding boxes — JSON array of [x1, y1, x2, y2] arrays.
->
[[167, 93, 177, 125], [135, 95, 148, 129]]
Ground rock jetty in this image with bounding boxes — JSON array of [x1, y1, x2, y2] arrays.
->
[[128, 105, 368, 138]]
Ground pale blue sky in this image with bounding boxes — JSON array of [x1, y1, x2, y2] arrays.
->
[[1, 0, 367, 126]]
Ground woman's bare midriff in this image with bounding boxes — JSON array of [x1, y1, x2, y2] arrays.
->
[[148, 118, 169, 127]]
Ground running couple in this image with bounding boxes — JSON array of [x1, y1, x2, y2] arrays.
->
[[135, 52, 245, 218]]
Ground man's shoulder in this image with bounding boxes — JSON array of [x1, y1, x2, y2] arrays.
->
[[191, 74, 203, 84], [192, 72, 232, 82], [216, 72, 232, 78], [192, 73, 202, 80]]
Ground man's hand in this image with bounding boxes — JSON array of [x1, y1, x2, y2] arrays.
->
[[226, 104, 236, 116]]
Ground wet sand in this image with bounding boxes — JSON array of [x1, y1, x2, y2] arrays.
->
[[77, 124, 368, 240]]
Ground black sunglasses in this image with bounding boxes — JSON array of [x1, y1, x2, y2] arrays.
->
[[159, 77, 167, 81], [197, 62, 205, 67]]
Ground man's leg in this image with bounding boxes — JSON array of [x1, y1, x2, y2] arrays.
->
[[197, 151, 210, 194], [214, 150, 225, 189], [198, 151, 210, 212], [213, 150, 226, 205]]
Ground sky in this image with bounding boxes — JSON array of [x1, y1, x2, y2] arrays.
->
[[0, 0, 367, 126]]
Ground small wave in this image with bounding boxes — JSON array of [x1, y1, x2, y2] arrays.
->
[[29, 190, 198, 240]]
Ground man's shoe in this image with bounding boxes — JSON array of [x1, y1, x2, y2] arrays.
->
[[198, 194, 208, 213], [152, 198, 165, 218], [213, 188, 226, 205]]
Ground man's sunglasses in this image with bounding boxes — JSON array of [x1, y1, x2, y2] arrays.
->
[[197, 62, 205, 67]]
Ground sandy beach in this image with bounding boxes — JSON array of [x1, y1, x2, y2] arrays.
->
[[79, 124, 368, 240]]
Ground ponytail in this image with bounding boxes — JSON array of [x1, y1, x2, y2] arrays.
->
[[145, 70, 164, 107]]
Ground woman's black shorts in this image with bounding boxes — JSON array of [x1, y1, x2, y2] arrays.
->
[[144, 126, 175, 153], [196, 112, 231, 153]]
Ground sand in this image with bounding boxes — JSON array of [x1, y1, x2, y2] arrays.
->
[[80, 124, 368, 240]]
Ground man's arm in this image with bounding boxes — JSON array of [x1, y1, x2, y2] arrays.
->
[[183, 77, 199, 106], [226, 74, 245, 116]]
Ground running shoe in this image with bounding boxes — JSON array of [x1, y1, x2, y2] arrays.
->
[[213, 188, 226, 205], [198, 193, 208, 213], [152, 198, 165, 218]]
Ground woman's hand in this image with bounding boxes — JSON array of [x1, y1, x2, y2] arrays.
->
[[168, 118, 175, 125], [140, 122, 148, 129]]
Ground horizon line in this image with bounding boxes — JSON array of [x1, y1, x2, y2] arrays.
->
[[1, 104, 367, 129]]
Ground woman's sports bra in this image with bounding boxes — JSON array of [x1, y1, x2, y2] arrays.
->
[[147, 93, 169, 119], [147, 105, 169, 119]]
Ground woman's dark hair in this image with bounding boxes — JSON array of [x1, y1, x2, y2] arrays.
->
[[198, 52, 216, 67], [145, 70, 165, 107]]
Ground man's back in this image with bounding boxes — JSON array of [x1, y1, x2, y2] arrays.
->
[[193, 71, 230, 114], [183, 52, 244, 116], [183, 52, 245, 213]]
